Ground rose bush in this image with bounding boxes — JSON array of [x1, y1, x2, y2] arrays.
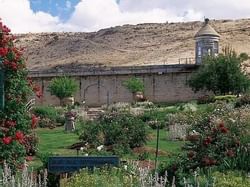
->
[[0, 19, 40, 170]]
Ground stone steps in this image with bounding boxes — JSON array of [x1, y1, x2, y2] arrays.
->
[[86, 107, 105, 119]]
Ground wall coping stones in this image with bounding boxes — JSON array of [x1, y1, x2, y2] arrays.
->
[[28, 64, 199, 78]]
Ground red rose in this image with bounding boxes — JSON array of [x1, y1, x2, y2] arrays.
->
[[35, 90, 43, 98], [15, 131, 24, 143], [2, 136, 12, 145], [32, 84, 41, 92], [10, 62, 17, 70], [209, 159, 217, 165], [0, 47, 8, 56], [212, 128, 217, 133], [26, 156, 33, 161], [235, 140, 240, 146], [220, 127, 228, 133], [203, 136, 212, 146], [226, 149, 235, 157], [187, 151, 195, 159], [202, 157, 210, 166], [5, 120, 16, 128], [31, 114, 39, 129], [218, 122, 225, 128]]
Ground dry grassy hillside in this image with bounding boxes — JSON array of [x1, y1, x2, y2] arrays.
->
[[15, 19, 250, 71]]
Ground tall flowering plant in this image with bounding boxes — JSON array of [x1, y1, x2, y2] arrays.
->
[[0, 19, 40, 170]]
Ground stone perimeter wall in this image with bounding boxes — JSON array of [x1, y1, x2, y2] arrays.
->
[[29, 64, 205, 106]]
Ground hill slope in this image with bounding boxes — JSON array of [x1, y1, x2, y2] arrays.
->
[[15, 19, 250, 70]]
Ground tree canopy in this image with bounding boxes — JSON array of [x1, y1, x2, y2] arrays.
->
[[48, 76, 78, 100], [188, 47, 250, 95]]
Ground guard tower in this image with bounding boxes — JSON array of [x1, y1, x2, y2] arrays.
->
[[195, 18, 220, 64]]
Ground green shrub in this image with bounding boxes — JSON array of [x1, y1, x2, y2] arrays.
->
[[214, 95, 237, 102], [147, 120, 165, 129], [24, 133, 39, 156], [140, 107, 178, 129], [33, 106, 58, 120], [220, 144, 250, 172], [79, 111, 148, 155], [38, 118, 56, 129], [48, 76, 78, 102], [177, 103, 198, 112], [235, 94, 250, 107], [213, 171, 250, 187], [78, 120, 103, 147], [133, 101, 154, 108], [197, 95, 215, 104], [33, 106, 65, 127], [64, 167, 140, 187], [137, 151, 150, 161], [122, 77, 144, 93]]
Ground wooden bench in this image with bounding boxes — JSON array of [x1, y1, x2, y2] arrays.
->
[[48, 156, 119, 173]]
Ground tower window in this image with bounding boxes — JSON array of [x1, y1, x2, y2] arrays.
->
[[198, 47, 201, 57], [208, 48, 211, 56]]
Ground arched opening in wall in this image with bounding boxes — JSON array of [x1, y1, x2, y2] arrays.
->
[[83, 83, 110, 107]]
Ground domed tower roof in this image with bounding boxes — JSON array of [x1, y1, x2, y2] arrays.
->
[[195, 18, 220, 38]]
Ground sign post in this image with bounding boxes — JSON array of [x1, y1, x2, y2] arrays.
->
[[48, 156, 120, 173], [0, 58, 4, 110]]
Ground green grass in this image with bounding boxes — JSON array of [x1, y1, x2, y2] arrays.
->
[[29, 127, 79, 170], [146, 129, 184, 153], [145, 129, 184, 161], [36, 126, 79, 155]]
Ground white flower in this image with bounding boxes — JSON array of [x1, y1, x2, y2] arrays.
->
[[229, 118, 236, 123], [80, 147, 84, 151], [84, 153, 88, 156], [97, 145, 104, 151], [124, 165, 128, 170]]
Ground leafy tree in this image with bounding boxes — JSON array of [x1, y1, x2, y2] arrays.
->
[[0, 19, 39, 170], [48, 76, 78, 105], [188, 47, 250, 95], [123, 77, 144, 93]]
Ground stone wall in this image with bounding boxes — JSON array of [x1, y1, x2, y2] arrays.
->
[[29, 64, 204, 106]]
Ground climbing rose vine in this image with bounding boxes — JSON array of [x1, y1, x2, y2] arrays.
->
[[0, 19, 40, 170]]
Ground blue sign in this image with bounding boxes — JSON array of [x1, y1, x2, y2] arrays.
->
[[48, 156, 119, 173]]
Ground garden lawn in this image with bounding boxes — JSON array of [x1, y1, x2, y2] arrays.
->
[[147, 129, 184, 153], [29, 127, 184, 169], [145, 129, 184, 161], [36, 127, 79, 155], [28, 127, 79, 170]]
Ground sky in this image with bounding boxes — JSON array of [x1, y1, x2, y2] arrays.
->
[[0, 0, 250, 33]]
